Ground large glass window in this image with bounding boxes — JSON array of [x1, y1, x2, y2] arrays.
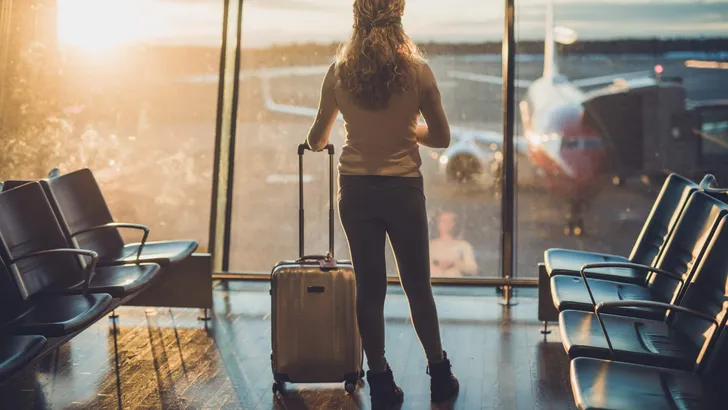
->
[[514, 0, 728, 278], [229, 1, 506, 278], [0, 0, 223, 252], [699, 108, 728, 159]]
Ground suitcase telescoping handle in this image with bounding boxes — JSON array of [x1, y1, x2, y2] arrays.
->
[[297, 143, 336, 267]]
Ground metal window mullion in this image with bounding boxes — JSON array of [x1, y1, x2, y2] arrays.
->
[[500, 0, 517, 287], [209, 0, 244, 273]]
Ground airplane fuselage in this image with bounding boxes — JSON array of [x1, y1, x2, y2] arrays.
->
[[519, 76, 608, 201]]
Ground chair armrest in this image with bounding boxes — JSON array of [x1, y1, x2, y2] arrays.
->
[[576, 262, 686, 347], [12, 248, 99, 293], [577, 262, 682, 312], [582, 262, 684, 283], [596, 301, 718, 327], [72, 222, 149, 261], [593, 300, 721, 363]]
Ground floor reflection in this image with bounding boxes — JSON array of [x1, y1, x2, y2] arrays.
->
[[0, 283, 574, 409]]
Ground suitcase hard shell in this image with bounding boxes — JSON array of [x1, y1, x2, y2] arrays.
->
[[270, 144, 363, 394]]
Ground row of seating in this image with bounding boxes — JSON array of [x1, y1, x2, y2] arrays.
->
[[0, 168, 198, 385], [542, 173, 728, 409]]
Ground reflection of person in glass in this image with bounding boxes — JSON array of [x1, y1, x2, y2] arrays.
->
[[430, 211, 477, 277], [303, 0, 459, 407]]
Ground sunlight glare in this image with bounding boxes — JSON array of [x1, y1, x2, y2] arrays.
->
[[57, 0, 148, 52]]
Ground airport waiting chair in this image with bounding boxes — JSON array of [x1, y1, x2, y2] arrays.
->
[[550, 191, 728, 320], [544, 174, 699, 285], [0, 335, 47, 385], [39, 168, 198, 267], [0, 180, 29, 192], [569, 328, 728, 410], [558, 214, 728, 371], [0, 252, 112, 338], [0, 182, 161, 299]]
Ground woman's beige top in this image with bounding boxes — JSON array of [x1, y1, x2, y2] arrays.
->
[[306, 61, 449, 177]]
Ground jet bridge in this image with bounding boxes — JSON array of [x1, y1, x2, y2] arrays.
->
[[583, 78, 728, 184]]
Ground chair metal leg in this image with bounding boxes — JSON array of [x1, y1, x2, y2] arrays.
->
[[198, 308, 211, 321], [541, 321, 551, 335], [109, 310, 119, 320], [112, 318, 123, 410]]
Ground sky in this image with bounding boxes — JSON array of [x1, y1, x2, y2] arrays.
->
[[57, 0, 728, 49]]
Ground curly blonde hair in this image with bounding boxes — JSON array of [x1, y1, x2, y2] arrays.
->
[[335, 0, 425, 110]]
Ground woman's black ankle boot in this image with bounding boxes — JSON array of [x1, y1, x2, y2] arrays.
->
[[366, 365, 404, 410], [427, 351, 459, 403]]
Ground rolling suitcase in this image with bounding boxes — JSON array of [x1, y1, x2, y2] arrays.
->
[[270, 143, 363, 394]]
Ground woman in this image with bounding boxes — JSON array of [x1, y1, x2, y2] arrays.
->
[[305, 0, 458, 407], [430, 210, 478, 277]]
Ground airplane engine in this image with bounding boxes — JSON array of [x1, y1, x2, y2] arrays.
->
[[438, 138, 502, 187]]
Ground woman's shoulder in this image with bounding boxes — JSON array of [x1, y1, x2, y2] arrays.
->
[[414, 59, 436, 88], [322, 62, 339, 91], [325, 62, 337, 79]]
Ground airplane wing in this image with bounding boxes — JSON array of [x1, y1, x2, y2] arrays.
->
[[258, 69, 527, 153], [254, 64, 331, 79], [447, 69, 654, 90], [570, 70, 654, 88], [260, 77, 343, 120], [447, 71, 533, 88], [447, 124, 528, 153]]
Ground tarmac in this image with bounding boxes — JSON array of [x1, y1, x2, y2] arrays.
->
[[76, 53, 728, 279]]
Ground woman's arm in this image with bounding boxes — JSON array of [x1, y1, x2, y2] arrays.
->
[[455, 242, 478, 276], [306, 63, 339, 151], [417, 63, 451, 149]]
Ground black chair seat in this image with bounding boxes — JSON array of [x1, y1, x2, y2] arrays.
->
[[85, 263, 161, 298], [3, 293, 112, 337], [545, 249, 642, 284], [559, 310, 699, 370], [0, 335, 46, 384], [570, 357, 715, 410], [551, 276, 663, 319], [99, 240, 197, 267]]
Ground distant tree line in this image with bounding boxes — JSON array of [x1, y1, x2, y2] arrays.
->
[[419, 38, 728, 56], [80, 37, 727, 76], [233, 37, 728, 68]]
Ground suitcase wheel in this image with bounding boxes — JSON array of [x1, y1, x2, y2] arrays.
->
[[344, 381, 356, 394], [272, 381, 285, 394]]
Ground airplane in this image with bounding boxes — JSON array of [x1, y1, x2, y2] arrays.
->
[[439, 1, 657, 236], [246, 0, 656, 236]]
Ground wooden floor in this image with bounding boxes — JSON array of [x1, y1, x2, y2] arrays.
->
[[0, 282, 576, 410]]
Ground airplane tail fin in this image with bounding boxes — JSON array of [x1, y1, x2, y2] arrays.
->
[[543, 0, 557, 81]]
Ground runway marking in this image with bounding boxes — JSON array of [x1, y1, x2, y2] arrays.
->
[[266, 174, 312, 184]]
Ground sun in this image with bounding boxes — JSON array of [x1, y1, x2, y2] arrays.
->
[[57, 0, 148, 52]]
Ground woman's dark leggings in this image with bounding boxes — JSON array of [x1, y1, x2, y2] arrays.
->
[[338, 174, 444, 373]]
